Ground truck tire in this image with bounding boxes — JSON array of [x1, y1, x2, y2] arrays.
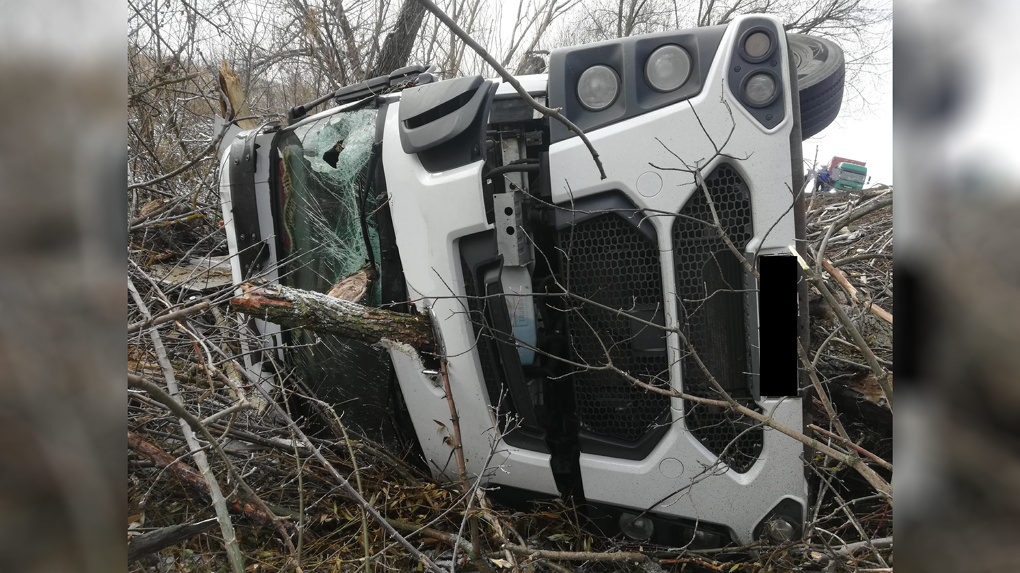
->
[[788, 34, 845, 139]]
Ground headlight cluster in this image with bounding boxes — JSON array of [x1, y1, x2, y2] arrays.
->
[[575, 44, 694, 111], [737, 27, 778, 107]]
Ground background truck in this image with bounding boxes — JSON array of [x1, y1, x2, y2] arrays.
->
[[833, 161, 869, 190]]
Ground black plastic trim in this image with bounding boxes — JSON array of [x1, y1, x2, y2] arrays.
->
[[460, 232, 550, 454], [489, 88, 548, 124], [727, 17, 786, 130], [287, 65, 427, 122], [739, 69, 781, 108], [399, 75, 488, 153], [482, 267, 543, 428], [227, 130, 268, 279], [485, 483, 559, 510], [553, 191, 655, 243], [673, 163, 762, 473], [584, 500, 736, 548], [373, 101, 411, 313], [407, 81, 498, 173], [577, 65, 621, 111], [577, 414, 670, 461], [753, 497, 804, 543], [643, 44, 693, 93], [388, 64, 428, 84], [558, 201, 672, 453]]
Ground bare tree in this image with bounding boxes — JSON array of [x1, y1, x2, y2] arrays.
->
[[369, 0, 429, 76]]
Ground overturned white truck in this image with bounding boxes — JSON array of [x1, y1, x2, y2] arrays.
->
[[220, 14, 844, 547]]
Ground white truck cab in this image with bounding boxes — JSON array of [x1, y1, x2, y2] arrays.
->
[[221, 14, 845, 547]]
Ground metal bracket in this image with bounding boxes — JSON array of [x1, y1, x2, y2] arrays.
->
[[494, 192, 531, 266]]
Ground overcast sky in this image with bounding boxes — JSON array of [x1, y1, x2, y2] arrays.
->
[[804, 40, 894, 186]]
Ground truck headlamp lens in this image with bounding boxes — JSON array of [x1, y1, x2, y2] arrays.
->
[[645, 44, 692, 92], [764, 516, 796, 543], [619, 513, 655, 541], [744, 31, 772, 60], [577, 65, 620, 111], [743, 72, 777, 107]]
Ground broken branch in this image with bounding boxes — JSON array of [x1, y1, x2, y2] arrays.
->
[[229, 282, 434, 351], [128, 300, 210, 334], [821, 258, 892, 325]]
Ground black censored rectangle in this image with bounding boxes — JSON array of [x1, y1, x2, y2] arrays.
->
[[758, 255, 798, 397]]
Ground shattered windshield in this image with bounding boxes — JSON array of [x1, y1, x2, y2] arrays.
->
[[276, 107, 381, 304], [273, 107, 393, 438]]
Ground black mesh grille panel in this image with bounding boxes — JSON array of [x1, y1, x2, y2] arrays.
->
[[560, 214, 671, 443], [673, 164, 763, 473]]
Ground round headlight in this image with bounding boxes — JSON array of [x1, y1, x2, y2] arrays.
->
[[743, 30, 773, 61], [764, 517, 796, 543], [577, 65, 620, 111], [645, 44, 692, 92], [619, 513, 655, 541], [742, 72, 778, 107]]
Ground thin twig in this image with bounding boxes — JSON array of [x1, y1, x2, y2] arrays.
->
[[128, 279, 246, 573], [808, 425, 893, 471], [440, 359, 485, 570], [127, 116, 257, 191], [128, 300, 211, 334], [228, 360, 450, 573], [816, 197, 892, 275], [795, 251, 894, 411]]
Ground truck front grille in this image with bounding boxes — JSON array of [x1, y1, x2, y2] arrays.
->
[[673, 164, 763, 473], [560, 214, 671, 444]]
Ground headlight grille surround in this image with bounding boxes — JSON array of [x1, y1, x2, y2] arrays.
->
[[546, 25, 727, 143]]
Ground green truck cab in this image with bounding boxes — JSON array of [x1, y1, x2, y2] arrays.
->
[[833, 161, 868, 191]]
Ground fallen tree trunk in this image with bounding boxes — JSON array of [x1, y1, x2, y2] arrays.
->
[[229, 282, 434, 352]]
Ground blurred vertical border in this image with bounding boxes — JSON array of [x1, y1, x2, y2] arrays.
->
[[0, 0, 126, 571], [896, 0, 1020, 570]]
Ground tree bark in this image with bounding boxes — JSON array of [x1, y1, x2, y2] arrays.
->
[[229, 283, 434, 352], [370, 0, 428, 77], [128, 519, 218, 562], [218, 61, 257, 130]]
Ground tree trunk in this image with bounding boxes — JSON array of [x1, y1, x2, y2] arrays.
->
[[229, 283, 434, 352], [370, 0, 428, 77]]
